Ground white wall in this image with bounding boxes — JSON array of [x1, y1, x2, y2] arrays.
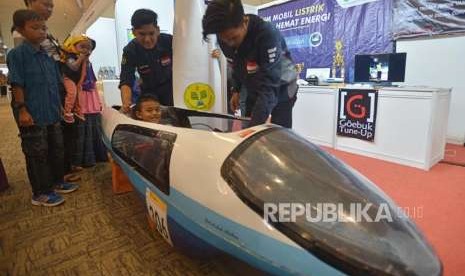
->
[[397, 36, 465, 144], [243, 4, 259, 14], [86, 17, 119, 76], [71, 0, 114, 36], [115, 0, 174, 67]]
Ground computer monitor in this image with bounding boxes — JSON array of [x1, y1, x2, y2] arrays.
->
[[306, 68, 331, 82], [354, 53, 406, 83]]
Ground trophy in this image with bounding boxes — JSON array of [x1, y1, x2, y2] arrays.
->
[[332, 40, 345, 79], [295, 63, 305, 79]]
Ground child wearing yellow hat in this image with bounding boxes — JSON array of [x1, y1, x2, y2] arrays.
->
[[61, 34, 94, 123]]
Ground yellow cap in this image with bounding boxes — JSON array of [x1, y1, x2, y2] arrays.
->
[[63, 34, 90, 54]]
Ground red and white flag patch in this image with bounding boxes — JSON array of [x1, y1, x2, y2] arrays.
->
[[161, 56, 172, 66], [246, 61, 258, 73]]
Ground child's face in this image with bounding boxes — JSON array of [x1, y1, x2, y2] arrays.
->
[[19, 19, 47, 44], [136, 100, 161, 123], [75, 40, 92, 55]]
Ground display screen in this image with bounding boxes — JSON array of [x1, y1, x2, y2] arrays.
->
[[354, 53, 406, 83]]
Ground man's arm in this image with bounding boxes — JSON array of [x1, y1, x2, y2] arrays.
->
[[119, 47, 136, 113], [218, 40, 242, 112], [120, 84, 132, 113], [248, 30, 282, 126], [229, 67, 242, 112]]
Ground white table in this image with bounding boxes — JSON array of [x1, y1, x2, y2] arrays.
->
[[293, 85, 452, 170], [293, 86, 338, 147]]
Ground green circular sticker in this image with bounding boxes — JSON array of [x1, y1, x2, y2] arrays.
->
[[184, 83, 215, 111]]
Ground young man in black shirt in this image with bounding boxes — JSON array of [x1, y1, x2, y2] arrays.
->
[[119, 9, 173, 113], [202, 0, 298, 127]]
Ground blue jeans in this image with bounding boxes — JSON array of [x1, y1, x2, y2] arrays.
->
[[270, 95, 297, 128], [19, 123, 64, 195]]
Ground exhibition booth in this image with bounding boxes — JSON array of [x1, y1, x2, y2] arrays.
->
[[78, 0, 464, 171], [1, 0, 464, 276], [256, 0, 462, 170]]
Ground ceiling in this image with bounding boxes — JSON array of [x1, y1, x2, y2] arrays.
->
[[1, 0, 95, 49], [0, 0, 274, 50]]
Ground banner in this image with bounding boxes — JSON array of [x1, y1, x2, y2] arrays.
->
[[337, 89, 378, 141], [393, 0, 465, 39], [258, 0, 392, 82]]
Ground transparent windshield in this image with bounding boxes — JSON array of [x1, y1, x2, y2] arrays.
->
[[221, 128, 441, 276]]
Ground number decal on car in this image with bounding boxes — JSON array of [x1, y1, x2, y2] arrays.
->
[[146, 188, 173, 245]]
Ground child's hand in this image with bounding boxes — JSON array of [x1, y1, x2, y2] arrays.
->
[[18, 108, 34, 127], [79, 52, 90, 59], [211, 49, 221, 59]]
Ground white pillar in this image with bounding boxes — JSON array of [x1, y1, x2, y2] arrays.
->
[[172, 0, 224, 113]]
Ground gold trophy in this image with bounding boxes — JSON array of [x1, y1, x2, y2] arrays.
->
[[332, 40, 345, 80], [295, 63, 305, 79]]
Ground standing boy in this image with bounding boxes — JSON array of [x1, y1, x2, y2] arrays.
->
[[12, 0, 82, 183], [7, 10, 78, 206]]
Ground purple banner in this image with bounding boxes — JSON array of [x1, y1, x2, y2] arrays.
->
[[393, 0, 465, 39], [258, 0, 392, 82]]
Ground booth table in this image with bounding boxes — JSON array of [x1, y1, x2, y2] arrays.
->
[[293, 85, 451, 170], [100, 80, 122, 107]]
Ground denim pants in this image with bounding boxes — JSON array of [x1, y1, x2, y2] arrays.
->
[[245, 84, 298, 129], [19, 123, 65, 195], [270, 94, 297, 129], [62, 120, 77, 175]]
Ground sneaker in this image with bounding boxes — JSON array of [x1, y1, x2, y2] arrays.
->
[[55, 182, 79, 194], [64, 173, 81, 182], [63, 113, 75, 123], [71, 166, 84, 173], [32, 192, 65, 207]]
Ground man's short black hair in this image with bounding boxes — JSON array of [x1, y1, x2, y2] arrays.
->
[[131, 9, 158, 29], [134, 94, 160, 112], [13, 9, 42, 29], [202, 0, 245, 41]]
